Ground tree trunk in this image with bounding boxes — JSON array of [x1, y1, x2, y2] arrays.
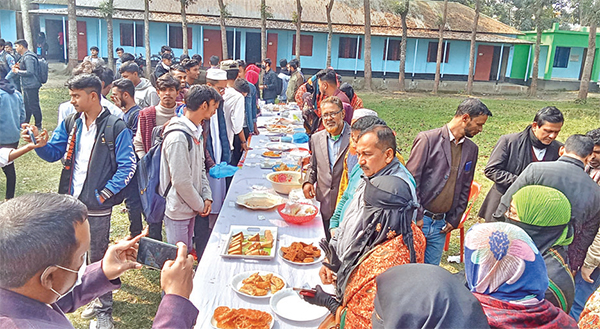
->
[[432, 0, 448, 94], [67, 0, 78, 70], [295, 0, 302, 61], [218, 0, 228, 59], [529, 24, 542, 97], [144, 0, 151, 77], [398, 6, 408, 92], [363, 0, 372, 91], [326, 0, 334, 68], [106, 0, 114, 70], [261, 0, 267, 60], [466, 0, 480, 95], [20, 0, 33, 51], [181, 0, 188, 55], [578, 20, 597, 101]]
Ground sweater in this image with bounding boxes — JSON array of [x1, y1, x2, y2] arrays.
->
[[133, 104, 177, 158]]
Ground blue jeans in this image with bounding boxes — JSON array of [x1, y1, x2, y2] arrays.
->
[[422, 215, 447, 265], [570, 268, 600, 321]]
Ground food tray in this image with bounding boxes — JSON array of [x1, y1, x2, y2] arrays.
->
[[236, 192, 286, 210], [221, 225, 278, 260]]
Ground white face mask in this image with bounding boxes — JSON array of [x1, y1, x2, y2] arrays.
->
[[44, 252, 87, 300]]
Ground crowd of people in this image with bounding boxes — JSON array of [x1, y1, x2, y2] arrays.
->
[[1, 41, 600, 329]]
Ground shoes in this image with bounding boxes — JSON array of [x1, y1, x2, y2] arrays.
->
[[93, 313, 114, 329], [81, 300, 99, 320]]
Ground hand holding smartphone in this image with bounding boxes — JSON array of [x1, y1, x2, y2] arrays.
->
[[27, 128, 36, 145], [136, 237, 178, 270]]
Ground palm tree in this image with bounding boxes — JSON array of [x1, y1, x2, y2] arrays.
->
[[20, 0, 33, 50], [99, 0, 115, 70], [432, 0, 448, 94], [466, 0, 480, 95], [326, 0, 334, 67], [144, 0, 151, 77], [295, 0, 302, 61], [67, 0, 78, 70], [364, 0, 372, 91], [181, 0, 188, 55], [218, 0, 229, 59], [395, 0, 409, 92]]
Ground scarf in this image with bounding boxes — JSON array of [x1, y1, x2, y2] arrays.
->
[[372, 264, 490, 329], [507, 185, 572, 254], [529, 125, 550, 150], [465, 222, 548, 303], [0, 79, 15, 94], [474, 293, 578, 328], [335, 158, 419, 298]]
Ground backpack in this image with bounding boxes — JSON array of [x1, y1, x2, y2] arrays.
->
[[137, 129, 192, 224], [275, 75, 283, 95], [0, 52, 10, 76], [23, 53, 48, 84]]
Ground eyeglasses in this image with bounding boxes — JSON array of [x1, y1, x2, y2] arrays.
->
[[322, 109, 343, 120]]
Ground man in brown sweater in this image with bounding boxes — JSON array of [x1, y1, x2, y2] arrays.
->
[[406, 98, 492, 265]]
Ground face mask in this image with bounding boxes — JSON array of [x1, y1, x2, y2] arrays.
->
[[44, 252, 87, 300]]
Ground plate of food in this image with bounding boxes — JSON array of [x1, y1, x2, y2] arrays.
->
[[279, 242, 324, 265], [211, 306, 274, 329], [270, 288, 329, 322], [272, 163, 300, 172], [266, 142, 296, 152], [230, 271, 286, 299], [236, 192, 286, 210], [262, 151, 282, 158], [266, 124, 293, 134], [221, 226, 278, 259]]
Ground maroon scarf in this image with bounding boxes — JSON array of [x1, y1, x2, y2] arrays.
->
[[474, 293, 577, 329]]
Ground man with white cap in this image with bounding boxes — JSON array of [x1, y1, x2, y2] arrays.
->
[[193, 68, 231, 259]]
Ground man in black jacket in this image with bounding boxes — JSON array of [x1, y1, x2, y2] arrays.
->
[[11, 39, 42, 128], [479, 107, 564, 221], [260, 58, 279, 104], [154, 52, 172, 80]]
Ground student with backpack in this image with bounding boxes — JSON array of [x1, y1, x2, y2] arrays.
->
[[27, 74, 136, 329], [160, 85, 220, 250], [10, 39, 46, 129]]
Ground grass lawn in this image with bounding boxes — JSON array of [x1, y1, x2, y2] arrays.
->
[[1, 84, 598, 328]]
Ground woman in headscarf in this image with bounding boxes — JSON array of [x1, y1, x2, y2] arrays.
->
[[372, 264, 490, 329], [303, 173, 426, 329], [339, 82, 363, 111], [503, 185, 574, 312], [465, 222, 577, 329]]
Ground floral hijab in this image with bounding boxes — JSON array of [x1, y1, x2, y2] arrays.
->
[[465, 222, 548, 303]]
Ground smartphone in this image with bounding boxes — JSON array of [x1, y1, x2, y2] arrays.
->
[[27, 128, 36, 145], [136, 237, 178, 270]]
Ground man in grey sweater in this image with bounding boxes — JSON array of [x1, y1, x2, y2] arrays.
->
[[10, 39, 42, 128], [160, 85, 221, 250]]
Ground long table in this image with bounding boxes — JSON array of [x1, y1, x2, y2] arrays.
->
[[189, 125, 327, 328]]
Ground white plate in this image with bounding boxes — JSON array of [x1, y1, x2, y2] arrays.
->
[[210, 308, 275, 328], [230, 270, 287, 299], [266, 142, 296, 152], [236, 192, 286, 210], [278, 244, 324, 266], [270, 288, 329, 322]]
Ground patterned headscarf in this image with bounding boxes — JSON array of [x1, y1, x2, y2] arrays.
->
[[465, 222, 548, 303]]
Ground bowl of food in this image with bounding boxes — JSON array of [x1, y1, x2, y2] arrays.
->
[[277, 202, 318, 224], [266, 171, 303, 195]]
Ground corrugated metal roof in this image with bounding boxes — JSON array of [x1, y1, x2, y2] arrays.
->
[[29, 6, 531, 44], [31, 0, 523, 35]]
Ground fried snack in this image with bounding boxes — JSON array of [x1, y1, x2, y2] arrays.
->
[[264, 230, 273, 242], [281, 242, 322, 263], [237, 272, 285, 296], [214, 306, 272, 329], [263, 151, 281, 158]]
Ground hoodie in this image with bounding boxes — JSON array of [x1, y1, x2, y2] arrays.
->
[[0, 79, 25, 144], [135, 78, 160, 109], [160, 116, 212, 220]]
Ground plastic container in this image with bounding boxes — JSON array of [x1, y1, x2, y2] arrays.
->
[[266, 171, 303, 195], [277, 203, 318, 224]]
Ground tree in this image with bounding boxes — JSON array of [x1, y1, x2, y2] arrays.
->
[[144, 0, 151, 77], [466, 0, 480, 95], [67, 0, 78, 70], [577, 0, 600, 101], [295, 0, 302, 61], [20, 0, 33, 50], [217, 0, 230, 59], [99, 0, 115, 70], [260, 0, 272, 60], [179, 0, 197, 55], [432, 0, 448, 94], [364, 0, 373, 91], [393, 0, 409, 92], [528, 0, 554, 97], [326, 0, 334, 67]]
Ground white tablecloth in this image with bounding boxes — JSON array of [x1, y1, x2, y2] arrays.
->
[[190, 128, 328, 328]]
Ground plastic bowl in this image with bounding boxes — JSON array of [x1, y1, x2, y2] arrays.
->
[[277, 203, 318, 224], [266, 171, 303, 195]]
